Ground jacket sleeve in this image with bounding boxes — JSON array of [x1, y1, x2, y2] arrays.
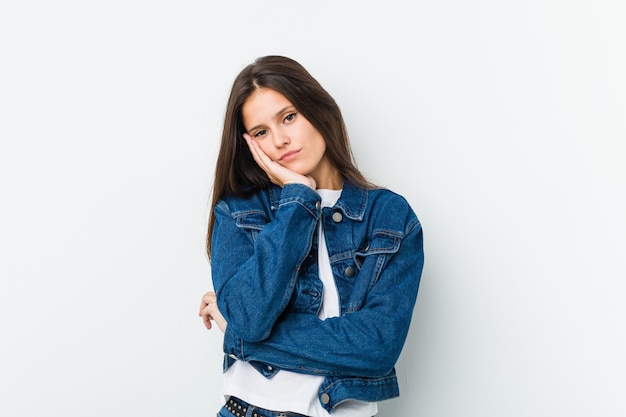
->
[[211, 184, 321, 342], [226, 219, 424, 378]]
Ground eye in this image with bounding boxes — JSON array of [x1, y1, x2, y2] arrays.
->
[[253, 129, 267, 138], [284, 113, 296, 123]]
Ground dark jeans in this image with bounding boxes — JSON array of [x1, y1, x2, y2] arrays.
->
[[216, 396, 377, 417], [217, 396, 309, 417]]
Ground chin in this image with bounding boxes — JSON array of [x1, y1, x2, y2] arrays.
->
[[285, 164, 313, 176]]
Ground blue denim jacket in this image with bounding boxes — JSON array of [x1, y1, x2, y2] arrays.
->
[[211, 182, 424, 413]]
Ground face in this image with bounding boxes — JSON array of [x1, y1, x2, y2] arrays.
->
[[242, 88, 336, 185]]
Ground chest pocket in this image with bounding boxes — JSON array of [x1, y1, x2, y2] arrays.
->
[[345, 231, 403, 312], [234, 211, 269, 241], [355, 231, 401, 269]]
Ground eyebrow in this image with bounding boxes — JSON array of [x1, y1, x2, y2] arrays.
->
[[246, 106, 295, 133]]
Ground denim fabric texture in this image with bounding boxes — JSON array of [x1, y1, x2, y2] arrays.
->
[[211, 182, 424, 413]]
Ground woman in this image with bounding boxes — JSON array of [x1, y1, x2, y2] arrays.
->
[[199, 55, 424, 417]]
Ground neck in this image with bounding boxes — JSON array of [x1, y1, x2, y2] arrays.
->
[[312, 158, 343, 190], [316, 175, 343, 190]]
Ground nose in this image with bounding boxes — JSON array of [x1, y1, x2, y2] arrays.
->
[[272, 127, 290, 148]]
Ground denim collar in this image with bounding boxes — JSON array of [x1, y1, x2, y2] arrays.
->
[[334, 181, 368, 221], [268, 181, 368, 221]]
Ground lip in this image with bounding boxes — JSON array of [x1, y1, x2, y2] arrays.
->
[[279, 149, 300, 162]]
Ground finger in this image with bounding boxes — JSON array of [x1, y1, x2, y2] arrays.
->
[[244, 134, 273, 172], [207, 302, 219, 317], [206, 303, 227, 333], [202, 291, 216, 303], [243, 134, 313, 188], [199, 292, 217, 315], [201, 306, 213, 330], [245, 136, 287, 185]]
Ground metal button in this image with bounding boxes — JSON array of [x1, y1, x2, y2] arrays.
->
[[265, 365, 273, 371], [332, 212, 343, 222], [321, 393, 330, 404], [345, 266, 355, 277], [315, 201, 321, 210]]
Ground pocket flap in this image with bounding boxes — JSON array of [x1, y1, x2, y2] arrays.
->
[[358, 231, 402, 255], [234, 211, 269, 230]]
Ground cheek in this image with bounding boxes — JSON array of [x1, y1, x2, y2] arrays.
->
[[314, 135, 327, 155], [257, 141, 276, 160]]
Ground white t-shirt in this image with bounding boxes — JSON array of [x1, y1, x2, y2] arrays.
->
[[221, 189, 377, 417]]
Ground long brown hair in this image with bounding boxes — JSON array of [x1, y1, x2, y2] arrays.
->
[[207, 55, 373, 258]]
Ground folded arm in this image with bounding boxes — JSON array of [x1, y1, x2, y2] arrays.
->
[[211, 184, 321, 342], [226, 222, 424, 377]]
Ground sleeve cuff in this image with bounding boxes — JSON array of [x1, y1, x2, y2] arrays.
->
[[279, 184, 322, 216]]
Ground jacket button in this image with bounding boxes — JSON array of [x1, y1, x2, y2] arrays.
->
[[345, 266, 355, 277], [315, 201, 321, 211], [321, 393, 330, 404], [332, 212, 343, 223]]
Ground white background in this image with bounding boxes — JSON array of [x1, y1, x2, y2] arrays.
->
[[1, 1, 625, 416]]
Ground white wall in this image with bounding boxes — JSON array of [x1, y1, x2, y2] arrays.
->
[[1, 1, 625, 416]]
